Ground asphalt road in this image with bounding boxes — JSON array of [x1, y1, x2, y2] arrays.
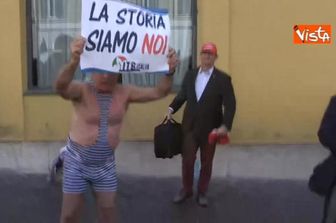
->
[[0, 170, 324, 223]]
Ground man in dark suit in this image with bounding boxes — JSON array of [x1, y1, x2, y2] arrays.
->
[[317, 96, 336, 223], [168, 42, 236, 207]]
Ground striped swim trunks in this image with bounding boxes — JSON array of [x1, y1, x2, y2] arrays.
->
[[62, 139, 117, 193], [63, 90, 117, 193]]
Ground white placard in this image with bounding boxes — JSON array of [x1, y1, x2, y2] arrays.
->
[[80, 0, 171, 74]]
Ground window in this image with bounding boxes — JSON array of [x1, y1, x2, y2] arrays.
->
[[27, 0, 197, 91]]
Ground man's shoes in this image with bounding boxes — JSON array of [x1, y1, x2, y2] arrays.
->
[[47, 155, 63, 183], [173, 190, 193, 204], [196, 193, 208, 207]]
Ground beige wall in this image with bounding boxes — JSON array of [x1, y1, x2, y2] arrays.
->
[[1, 0, 336, 143], [23, 96, 72, 141], [229, 0, 336, 143], [197, 0, 230, 70], [0, 0, 24, 140]]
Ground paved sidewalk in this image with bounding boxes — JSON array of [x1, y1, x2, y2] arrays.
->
[[0, 142, 329, 179]]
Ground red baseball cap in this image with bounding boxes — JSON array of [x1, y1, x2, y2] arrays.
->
[[201, 42, 217, 56]]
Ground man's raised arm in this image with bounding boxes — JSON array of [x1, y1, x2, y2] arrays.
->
[[127, 48, 178, 103], [54, 37, 86, 101]]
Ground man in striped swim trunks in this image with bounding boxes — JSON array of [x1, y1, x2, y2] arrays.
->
[[54, 37, 177, 223]]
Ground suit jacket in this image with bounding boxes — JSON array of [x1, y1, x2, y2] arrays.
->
[[318, 96, 336, 155], [169, 67, 236, 142]]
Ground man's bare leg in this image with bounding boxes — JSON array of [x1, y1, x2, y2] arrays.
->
[[60, 193, 85, 223], [95, 191, 117, 223]]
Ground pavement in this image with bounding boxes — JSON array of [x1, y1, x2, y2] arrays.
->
[[0, 142, 329, 223]]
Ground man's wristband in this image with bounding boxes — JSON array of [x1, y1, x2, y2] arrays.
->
[[166, 70, 175, 76], [168, 107, 174, 113]]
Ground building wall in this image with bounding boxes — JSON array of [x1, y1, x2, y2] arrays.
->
[[0, 0, 24, 141], [1, 0, 336, 143], [229, 0, 336, 143]]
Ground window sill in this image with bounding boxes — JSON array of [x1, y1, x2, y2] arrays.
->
[[24, 89, 57, 96]]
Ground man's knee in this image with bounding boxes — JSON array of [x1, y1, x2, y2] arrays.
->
[[96, 191, 117, 222], [60, 194, 83, 223], [61, 200, 82, 222], [99, 204, 116, 213], [98, 205, 117, 223], [98, 198, 116, 209], [61, 211, 80, 223]]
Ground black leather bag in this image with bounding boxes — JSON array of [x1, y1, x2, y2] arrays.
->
[[154, 117, 182, 159], [308, 154, 336, 196]]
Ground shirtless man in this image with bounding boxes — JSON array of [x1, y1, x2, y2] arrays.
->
[[54, 37, 177, 223]]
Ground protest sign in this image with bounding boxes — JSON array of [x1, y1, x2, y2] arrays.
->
[[81, 0, 171, 74]]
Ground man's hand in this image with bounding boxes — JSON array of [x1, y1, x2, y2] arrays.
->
[[211, 125, 228, 137], [70, 37, 86, 64], [54, 37, 85, 101], [209, 125, 229, 145], [167, 48, 178, 75]]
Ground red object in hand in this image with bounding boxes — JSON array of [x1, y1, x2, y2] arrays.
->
[[208, 132, 218, 145], [218, 134, 230, 144], [208, 132, 230, 145]]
